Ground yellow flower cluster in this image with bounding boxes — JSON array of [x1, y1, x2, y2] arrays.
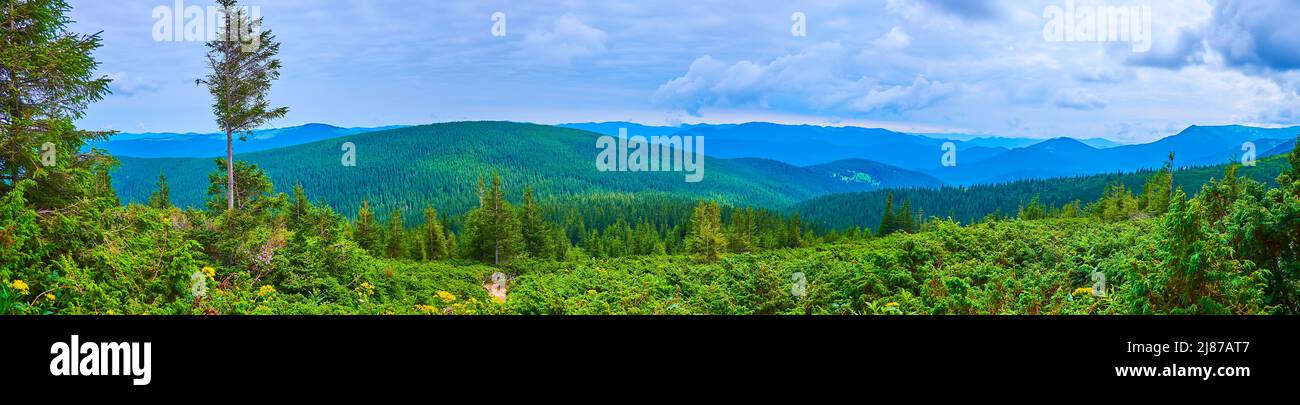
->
[[1072, 287, 1094, 297], [885, 302, 900, 308], [356, 282, 376, 302], [202, 266, 216, 281], [436, 290, 456, 303], [257, 285, 276, 297], [45, 293, 56, 301], [413, 304, 438, 314], [10, 280, 29, 295]]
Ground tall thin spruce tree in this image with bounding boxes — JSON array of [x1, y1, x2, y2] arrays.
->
[[197, 0, 288, 211]]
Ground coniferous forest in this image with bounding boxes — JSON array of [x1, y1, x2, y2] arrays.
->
[[3, 0, 1299, 316]]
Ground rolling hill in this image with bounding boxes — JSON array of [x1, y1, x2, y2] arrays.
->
[[111, 122, 938, 222], [87, 123, 404, 158], [792, 153, 1293, 230], [933, 125, 1300, 185]]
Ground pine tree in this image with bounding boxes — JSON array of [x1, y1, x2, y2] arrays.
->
[[686, 201, 727, 262], [197, 0, 288, 211], [421, 204, 448, 260], [353, 199, 382, 256], [462, 173, 522, 265], [147, 172, 171, 209], [787, 213, 804, 248], [0, 0, 113, 209], [879, 192, 898, 235], [519, 186, 549, 258], [898, 200, 916, 233], [385, 208, 406, 259], [1140, 152, 1175, 215], [289, 182, 310, 231], [728, 208, 756, 253]]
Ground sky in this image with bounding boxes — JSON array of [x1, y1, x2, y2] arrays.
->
[[68, 0, 1300, 143]]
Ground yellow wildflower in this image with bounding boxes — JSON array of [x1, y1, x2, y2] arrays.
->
[[201, 266, 216, 281], [414, 304, 438, 314], [1072, 287, 1094, 297], [885, 302, 899, 308], [257, 285, 276, 297], [436, 290, 456, 303], [10, 280, 29, 295], [45, 293, 56, 301], [587, 289, 598, 295]]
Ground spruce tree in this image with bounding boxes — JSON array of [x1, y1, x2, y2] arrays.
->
[[519, 186, 549, 258], [421, 204, 448, 260], [147, 172, 171, 209], [463, 173, 521, 265], [879, 192, 897, 235], [686, 201, 727, 262], [385, 208, 406, 259], [0, 0, 113, 209], [353, 199, 382, 256], [197, 0, 288, 211]]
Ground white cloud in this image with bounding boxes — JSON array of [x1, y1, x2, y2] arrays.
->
[[849, 75, 956, 114], [523, 13, 607, 65], [654, 43, 853, 115], [655, 42, 960, 117], [886, 0, 1003, 26], [105, 72, 162, 96], [1053, 88, 1107, 111], [872, 27, 911, 50]]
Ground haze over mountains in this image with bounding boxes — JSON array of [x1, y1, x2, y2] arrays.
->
[[104, 121, 1300, 214], [110, 122, 939, 220], [87, 123, 405, 158], [563, 122, 1300, 185]]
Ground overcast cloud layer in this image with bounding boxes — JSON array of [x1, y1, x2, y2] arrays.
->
[[70, 0, 1300, 142]]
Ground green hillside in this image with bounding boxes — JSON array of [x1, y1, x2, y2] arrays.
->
[[793, 155, 1291, 230], [112, 121, 935, 222]]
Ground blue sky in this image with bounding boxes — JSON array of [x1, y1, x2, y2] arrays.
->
[[69, 0, 1300, 143]]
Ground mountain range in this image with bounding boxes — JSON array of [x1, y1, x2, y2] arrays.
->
[[87, 123, 405, 158], [104, 121, 1299, 220], [563, 122, 1299, 185], [110, 122, 940, 222]]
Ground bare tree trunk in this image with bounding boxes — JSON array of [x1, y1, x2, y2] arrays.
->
[[226, 127, 234, 211]]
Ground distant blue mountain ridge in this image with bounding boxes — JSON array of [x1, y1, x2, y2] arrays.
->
[[96, 121, 1299, 187], [562, 122, 1300, 185], [87, 123, 406, 158]]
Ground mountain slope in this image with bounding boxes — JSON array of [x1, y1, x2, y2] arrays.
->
[[805, 159, 943, 189], [793, 154, 1292, 230], [936, 125, 1300, 184], [111, 122, 935, 221], [88, 123, 403, 158]]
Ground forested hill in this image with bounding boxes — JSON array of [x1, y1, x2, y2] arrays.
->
[[793, 154, 1292, 230], [111, 121, 938, 222]]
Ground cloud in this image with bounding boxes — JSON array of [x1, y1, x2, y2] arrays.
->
[[523, 13, 607, 65], [1202, 0, 1300, 72], [872, 27, 911, 50], [1053, 88, 1107, 111], [105, 72, 162, 96], [653, 43, 854, 116], [886, 0, 1002, 24], [1129, 0, 1300, 73], [849, 76, 956, 114], [654, 43, 957, 117]]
